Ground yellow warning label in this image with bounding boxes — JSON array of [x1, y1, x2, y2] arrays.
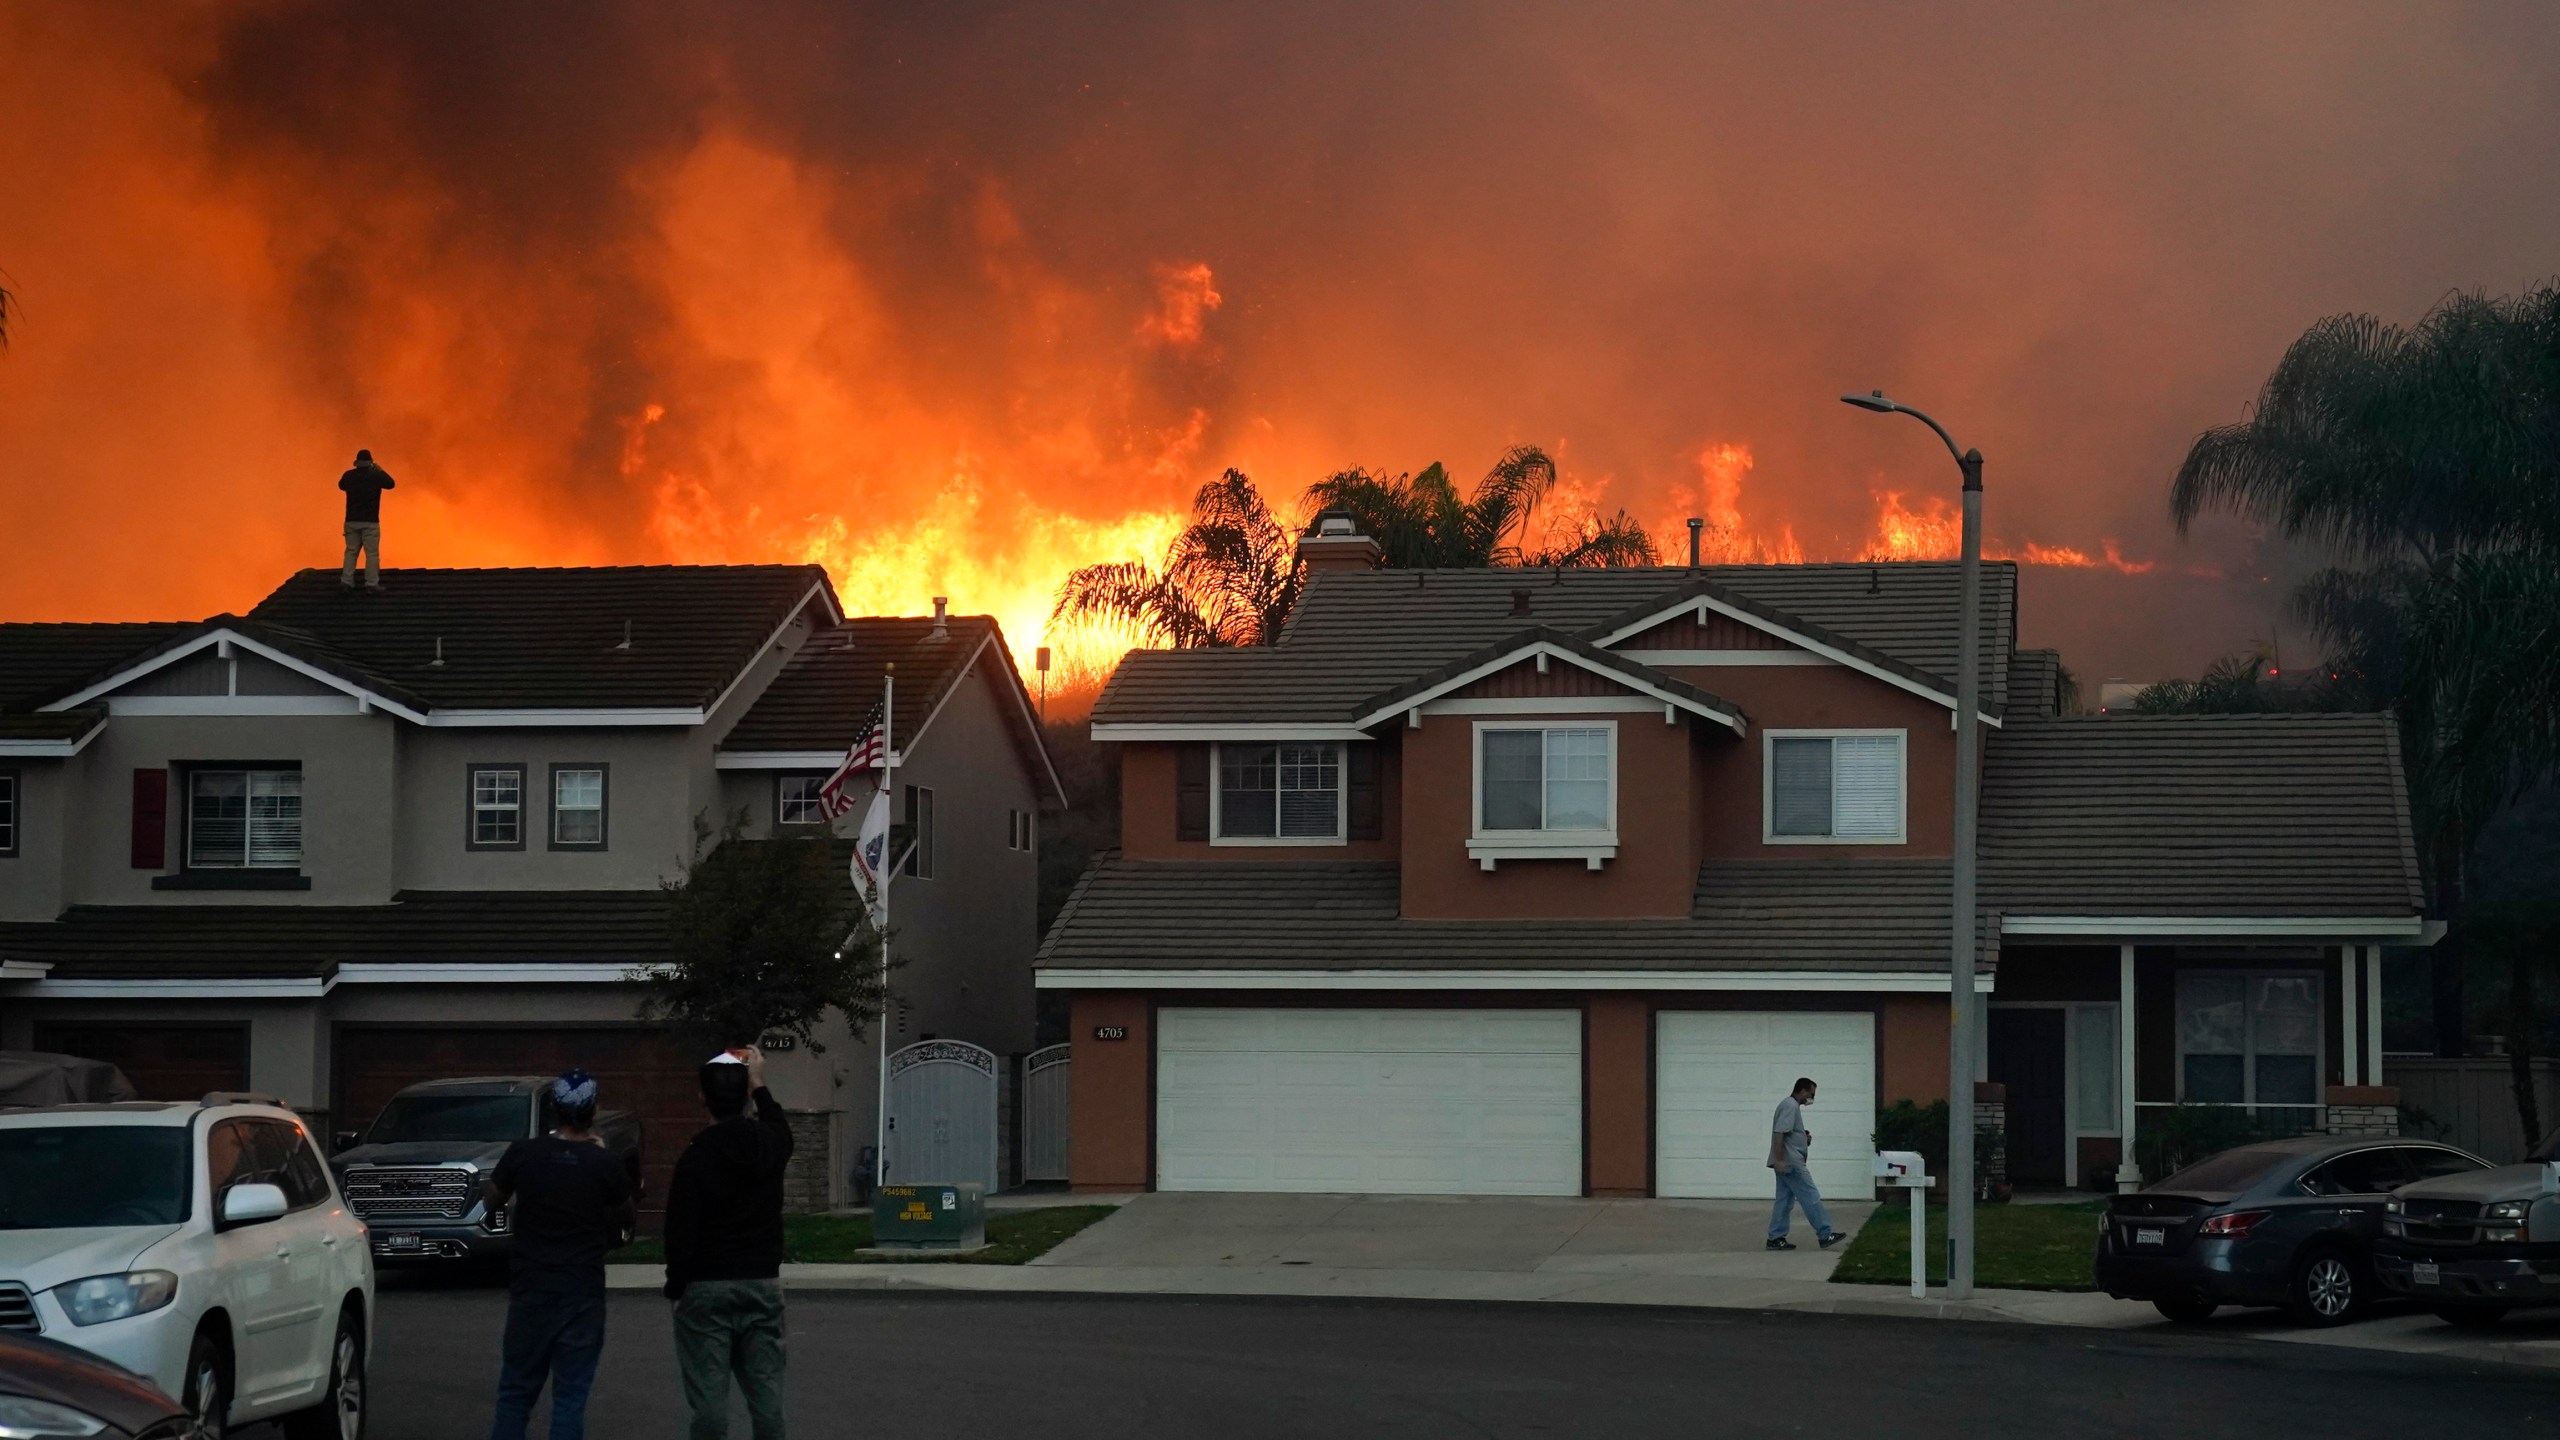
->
[[899, 1203, 932, 1222]]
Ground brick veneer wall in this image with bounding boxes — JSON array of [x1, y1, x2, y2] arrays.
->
[[783, 1110, 833, 1213]]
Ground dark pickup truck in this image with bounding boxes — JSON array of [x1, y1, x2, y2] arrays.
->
[[329, 1075, 643, 1264], [2375, 1125, 2560, 1326]]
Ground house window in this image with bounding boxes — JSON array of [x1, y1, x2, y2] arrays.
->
[[902, 784, 935, 878], [1765, 731, 1905, 842], [1006, 809, 1036, 852], [550, 765, 608, 849], [777, 774, 830, 827], [0, 771, 16, 857], [2177, 972, 2323, 1106], [1213, 742, 1343, 843], [467, 765, 524, 849], [1477, 726, 1612, 833], [186, 768, 301, 869]]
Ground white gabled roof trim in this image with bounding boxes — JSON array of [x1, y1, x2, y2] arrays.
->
[[335, 963, 633, 984], [1593, 594, 2002, 726], [4, 963, 644, 998], [1090, 724, 1375, 742], [0, 725, 104, 759], [701, 578, 842, 726], [0, 960, 53, 981], [10, 976, 331, 999], [2001, 915, 2429, 940], [39, 628, 431, 724], [422, 707, 706, 727], [1348, 640, 1745, 736], [1035, 968, 1997, 993], [897, 630, 1070, 807]]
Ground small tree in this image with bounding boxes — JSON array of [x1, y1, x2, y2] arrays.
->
[[633, 812, 885, 1051]]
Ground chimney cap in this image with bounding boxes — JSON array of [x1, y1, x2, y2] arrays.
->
[[1296, 510, 1384, 574], [929, 596, 949, 639]]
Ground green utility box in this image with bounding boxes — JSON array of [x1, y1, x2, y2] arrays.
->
[[871, 1183, 986, 1251]]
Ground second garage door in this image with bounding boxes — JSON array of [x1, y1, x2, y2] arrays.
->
[[1655, 1011, 1876, 1199], [1156, 1008, 1583, 1195]]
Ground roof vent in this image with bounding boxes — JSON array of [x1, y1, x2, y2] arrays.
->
[[930, 596, 949, 642], [429, 636, 445, 668], [1510, 588, 1532, 617], [614, 619, 634, 652]]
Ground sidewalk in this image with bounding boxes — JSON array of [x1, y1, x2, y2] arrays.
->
[[604, 1191, 2560, 1370]]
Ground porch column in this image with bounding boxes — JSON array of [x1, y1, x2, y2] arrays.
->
[[2365, 945, 2386, 1087], [2116, 942, 2141, 1192], [2341, 945, 2361, 1087]]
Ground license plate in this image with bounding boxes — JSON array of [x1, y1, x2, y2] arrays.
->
[[2134, 1227, 2166, 1246], [382, 1232, 423, 1252], [2412, 1261, 2439, 1286]]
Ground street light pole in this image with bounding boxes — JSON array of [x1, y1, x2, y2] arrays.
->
[[1841, 389, 1983, 1300]]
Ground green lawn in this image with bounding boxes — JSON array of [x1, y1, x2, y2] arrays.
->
[[611, 1205, 1117, 1267], [1828, 1199, 2104, 1291]]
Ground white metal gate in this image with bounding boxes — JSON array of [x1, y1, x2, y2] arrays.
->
[[1022, 1044, 1071, 1183], [885, 1039, 998, 1193]]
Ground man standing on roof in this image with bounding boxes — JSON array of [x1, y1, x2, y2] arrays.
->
[[339, 448, 395, 591]]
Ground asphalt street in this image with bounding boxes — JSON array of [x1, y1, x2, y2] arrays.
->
[[334, 1283, 2554, 1439]]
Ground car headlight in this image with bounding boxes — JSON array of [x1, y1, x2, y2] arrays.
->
[[51, 1270, 178, 1327], [2485, 1201, 2529, 1222], [2384, 1199, 2403, 1214], [0, 1394, 111, 1438]]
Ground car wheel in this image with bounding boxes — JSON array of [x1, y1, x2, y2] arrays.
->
[[2432, 1304, 2509, 1329], [2285, 1250, 2361, 1326], [283, 1309, 367, 1440], [2152, 1297, 2218, 1323], [181, 1328, 231, 1440]]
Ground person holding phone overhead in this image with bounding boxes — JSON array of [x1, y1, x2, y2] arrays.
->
[[663, 1045, 795, 1439]]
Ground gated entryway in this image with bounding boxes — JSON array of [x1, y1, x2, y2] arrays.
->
[[885, 1039, 998, 1193], [1022, 1044, 1071, 1183]]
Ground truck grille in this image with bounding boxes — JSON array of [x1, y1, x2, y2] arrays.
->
[[2403, 1199, 2482, 1222], [0, 1283, 38, 1333], [2398, 1197, 2485, 1245], [343, 1166, 477, 1221]]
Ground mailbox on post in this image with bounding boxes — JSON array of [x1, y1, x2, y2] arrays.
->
[[1872, 1150, 1932, 1298], [871, 1182, 987, 1251]]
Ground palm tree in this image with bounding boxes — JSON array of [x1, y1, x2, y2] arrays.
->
[[2170, 282, 2560, 1130], [1304, 446, 1659, 568], [1051, 469, 1303, 649]]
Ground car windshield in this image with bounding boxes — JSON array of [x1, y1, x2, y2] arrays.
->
[[2156, 1147, 2287, 1195], [365, 1094, 530, 1144], [0, 1126, 191, 1228]]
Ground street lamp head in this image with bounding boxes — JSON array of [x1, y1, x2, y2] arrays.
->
[[1840, 390, 1897, 414]]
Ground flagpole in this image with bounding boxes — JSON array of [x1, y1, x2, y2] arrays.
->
[[874, 663, 895, 1193]]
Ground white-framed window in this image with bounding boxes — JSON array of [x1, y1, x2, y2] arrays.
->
[[1468, 722, 1617, 868], [0, 770, 16, 857], [187, 768, 302, 869], [1006, 809, 1036, 852], [467, 765, 523, 849], [1763, 729, 1905, 843], [550, 765, 608, 849], [1212, 742, 1344, 844], [902, 784, 935, 878], [2176, 971, 2323, 1106], [776, 774, 829, 827]]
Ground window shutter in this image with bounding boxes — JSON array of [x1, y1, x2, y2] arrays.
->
[[1830, 736, 1901, 838], [131, 768, 168, 868], [1346, 744, 1381, 840], [1768, 738, 1832, 836], [1175, 744, 1210, 841]]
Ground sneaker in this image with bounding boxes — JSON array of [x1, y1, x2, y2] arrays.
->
[[1819, 1230, 1852, 1249], [1765, 1237, 1797, 1251]]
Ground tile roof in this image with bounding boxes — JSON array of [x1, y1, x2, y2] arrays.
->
[[0, 708, 105, 742], [1981, 714, 2425, 918], [240, 565, 836, 711], [0, 623, 200, 711], [1036, 853, 1998, 974], [1091, 561, 2018, 727]]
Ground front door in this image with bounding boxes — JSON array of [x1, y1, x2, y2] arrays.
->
[[1989, 1009, 2067, 1185]]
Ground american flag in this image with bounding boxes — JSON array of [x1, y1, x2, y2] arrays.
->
[[816, 698, 886, 819]]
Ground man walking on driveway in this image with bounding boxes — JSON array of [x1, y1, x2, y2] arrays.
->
[[338, 448, 395, 589], [485, 1070, 637, 1440], [1767, 1076, 1850, 1252], [664, 1046, 795, 1440]]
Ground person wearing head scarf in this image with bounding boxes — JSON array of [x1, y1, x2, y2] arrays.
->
[[484, 1069, 637, 1440]]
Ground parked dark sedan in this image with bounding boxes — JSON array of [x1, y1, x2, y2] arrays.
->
[[2096, 1135, 2491, 1325], [0, 1328, 201, 1440]]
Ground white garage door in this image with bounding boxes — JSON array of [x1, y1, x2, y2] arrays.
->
[[1655, 1011, 1876, 1199], [1156, 1008, 1583, 1195]]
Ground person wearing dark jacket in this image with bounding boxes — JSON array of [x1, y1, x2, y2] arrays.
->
[[337, 448, 396, 590], [664, 1046, 795, 1440], [484, 1070, 636, 1440]]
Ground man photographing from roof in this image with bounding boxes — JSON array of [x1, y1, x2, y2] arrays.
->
[[484, 1070, 636, 1440]]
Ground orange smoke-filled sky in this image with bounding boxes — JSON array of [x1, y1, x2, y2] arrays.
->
[[4, 2, 2557, 689]]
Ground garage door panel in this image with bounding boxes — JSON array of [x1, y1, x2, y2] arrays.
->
[[1156, 1008, 1582, 1196], [1656, 1011, 1877, 1200]]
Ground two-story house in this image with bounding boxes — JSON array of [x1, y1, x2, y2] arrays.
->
[[0, 566, 1062, 1213], [1040, 523, 2427, 1200]]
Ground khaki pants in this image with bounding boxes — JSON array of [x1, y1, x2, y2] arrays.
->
[[673, 1278, 786, 1439], [341, 522, 382, 588]]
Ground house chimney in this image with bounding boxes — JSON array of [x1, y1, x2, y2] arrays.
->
[[929, 596, 949, 641], [1296, 508, 1384, 575], [1509, 588, 1533, 618], [1686, 516, 1704, 567]]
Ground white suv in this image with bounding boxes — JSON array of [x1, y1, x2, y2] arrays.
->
[[0, 1096, 373, 1439]]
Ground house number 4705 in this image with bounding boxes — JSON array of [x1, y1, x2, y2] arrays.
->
[[1091, 1025, 1129, 1042]]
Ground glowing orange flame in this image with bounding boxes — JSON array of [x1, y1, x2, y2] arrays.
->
[[1136, 262, 1224, 348]]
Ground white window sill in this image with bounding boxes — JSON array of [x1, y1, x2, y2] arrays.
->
[[1209, 833, 1348, 847], [1467, 832, 1618, 871]]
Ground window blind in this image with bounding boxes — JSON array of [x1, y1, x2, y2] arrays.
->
[[1830, 736, 1900, 838]]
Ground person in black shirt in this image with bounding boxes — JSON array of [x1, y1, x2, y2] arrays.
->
[[338, 449, 396, 590], [485, 1070, 635, 1440], [664, 1047, 794, 1440]]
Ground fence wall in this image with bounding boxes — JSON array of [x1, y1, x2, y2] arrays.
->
[[2389, 1058, 2560, 1162]]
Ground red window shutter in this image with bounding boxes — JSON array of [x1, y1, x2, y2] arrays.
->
[[1346, 743, 1382, 841], [1175, 745, 1210, 841], [131, 768, 168, 869]]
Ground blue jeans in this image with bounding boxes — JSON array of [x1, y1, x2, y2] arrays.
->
[[1769, 1163, 1835, 1240], [489, 1289, 607, 1440]]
